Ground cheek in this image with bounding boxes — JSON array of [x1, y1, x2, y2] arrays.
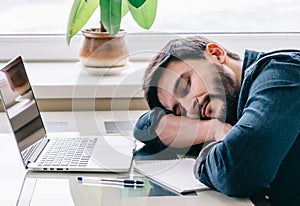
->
[[190, 75, 209, 96], [210, 98, 226, 119]]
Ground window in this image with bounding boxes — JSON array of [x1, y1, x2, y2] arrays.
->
[[1, 0, 300, 34], [125, 0, 300, 33], [1, 0, 71, 35], [1, 0, 300, 61], [1, 0, 299, 109]]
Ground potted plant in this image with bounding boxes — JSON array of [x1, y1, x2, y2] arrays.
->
[[67, 0, 157, 68]]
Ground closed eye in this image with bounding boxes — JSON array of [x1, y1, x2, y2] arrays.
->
[[178, 76, 191, 97], [174, 72, 192, 98], [184, 78, 191, 95]]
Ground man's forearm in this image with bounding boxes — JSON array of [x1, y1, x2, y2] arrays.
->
[[155, 114, 229, 148]]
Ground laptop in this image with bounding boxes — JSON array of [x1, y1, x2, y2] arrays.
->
[[0, 56, 136, 172]]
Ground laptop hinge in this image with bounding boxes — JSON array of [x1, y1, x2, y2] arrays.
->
[[24, 137, 49, 168]]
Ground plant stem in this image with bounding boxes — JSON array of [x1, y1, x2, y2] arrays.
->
[[100, 20, 107, 32]]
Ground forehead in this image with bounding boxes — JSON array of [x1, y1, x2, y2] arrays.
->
[[159, 60, 187, 89], [158, 59, 204, 91], [157, 58, 214, 106], [156, 60, 199, 106]]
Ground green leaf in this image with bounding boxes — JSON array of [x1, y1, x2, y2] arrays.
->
[[67, 0, 99, 44], [128, 0, 146, 8], [122, 0, 129, 17], [128, 0, 157, 29], [100, 0, 123, 35]]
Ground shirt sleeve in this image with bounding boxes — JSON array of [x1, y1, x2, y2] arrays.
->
[[197, 60, 300, 197]]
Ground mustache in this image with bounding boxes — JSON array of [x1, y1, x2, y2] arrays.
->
[[198, 94, 226, 120], [198, 95, 210, 120]]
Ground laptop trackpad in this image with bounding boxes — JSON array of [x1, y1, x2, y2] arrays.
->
[[88, 136, 135, 171]]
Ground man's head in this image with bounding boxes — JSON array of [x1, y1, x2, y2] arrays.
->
[[143, 36, 242, 125]]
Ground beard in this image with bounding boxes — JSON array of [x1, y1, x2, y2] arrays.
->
[[199, 63, 239, 125]]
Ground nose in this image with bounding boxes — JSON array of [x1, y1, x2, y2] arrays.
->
[[178, 93, 200, 119]]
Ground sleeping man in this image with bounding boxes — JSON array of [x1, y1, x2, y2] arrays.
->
[[133, 36, 300, 205]]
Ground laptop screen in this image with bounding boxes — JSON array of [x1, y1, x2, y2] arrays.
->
[[0, 56, 46, 152]]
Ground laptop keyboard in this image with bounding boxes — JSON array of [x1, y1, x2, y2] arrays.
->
[[22, 140, 42, 162], [38, 137, 98, 167]]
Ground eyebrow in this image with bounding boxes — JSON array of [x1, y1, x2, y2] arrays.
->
[[173, 71, 190, 95]]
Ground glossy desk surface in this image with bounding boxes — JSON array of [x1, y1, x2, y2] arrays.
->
[[0, 111, 253, 206]]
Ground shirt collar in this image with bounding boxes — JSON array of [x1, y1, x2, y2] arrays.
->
[[241, 49, 260, 81]]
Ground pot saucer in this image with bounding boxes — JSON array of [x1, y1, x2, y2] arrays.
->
[[78, 62, 131, 76]]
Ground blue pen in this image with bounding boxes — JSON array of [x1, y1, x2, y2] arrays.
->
[[77, 176, 144, 186]]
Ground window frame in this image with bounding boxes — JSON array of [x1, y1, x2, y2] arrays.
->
[[1, 32, 299, 111], [1, 33, 300, 62]]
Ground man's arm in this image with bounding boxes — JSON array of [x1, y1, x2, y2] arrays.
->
[[195, 62, 300, 197], [156, 114, 231, 148], [133, 107, 231, 152]]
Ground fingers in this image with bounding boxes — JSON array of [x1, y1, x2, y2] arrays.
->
[[213, 121, 232, 141]]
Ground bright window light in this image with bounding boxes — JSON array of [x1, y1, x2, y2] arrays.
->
[[1, 0, 300, 35]]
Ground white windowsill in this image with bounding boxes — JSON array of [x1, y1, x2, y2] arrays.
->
[[0, 61, 148, 99], [1, 33, 300, 62], [1, 33, 300, 101]]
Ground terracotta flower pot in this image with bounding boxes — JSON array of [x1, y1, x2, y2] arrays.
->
[[79, 29, 129, 68]]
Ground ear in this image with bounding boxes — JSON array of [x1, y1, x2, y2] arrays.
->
[[205, 43, 226, 64]]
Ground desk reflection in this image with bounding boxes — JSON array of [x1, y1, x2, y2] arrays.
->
[[17, 171, 180, 206], [17, 170, 252, 206]]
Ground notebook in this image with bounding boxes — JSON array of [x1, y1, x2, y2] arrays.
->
[[0, 56, 136, 172], [134, 158, 209, 194]]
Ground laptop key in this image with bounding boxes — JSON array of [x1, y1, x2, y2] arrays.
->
[[39, 137, 97, 167]]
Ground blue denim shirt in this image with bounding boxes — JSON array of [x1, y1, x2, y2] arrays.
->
[[196, 49, 300, 205]]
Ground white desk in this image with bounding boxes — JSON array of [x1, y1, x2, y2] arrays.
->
[[0, 111, 253, 206]]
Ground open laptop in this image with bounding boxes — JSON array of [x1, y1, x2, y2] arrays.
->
[[0, 56, 136, 172]]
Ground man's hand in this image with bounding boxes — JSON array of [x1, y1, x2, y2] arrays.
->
[[210, 119, 232, 141]]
